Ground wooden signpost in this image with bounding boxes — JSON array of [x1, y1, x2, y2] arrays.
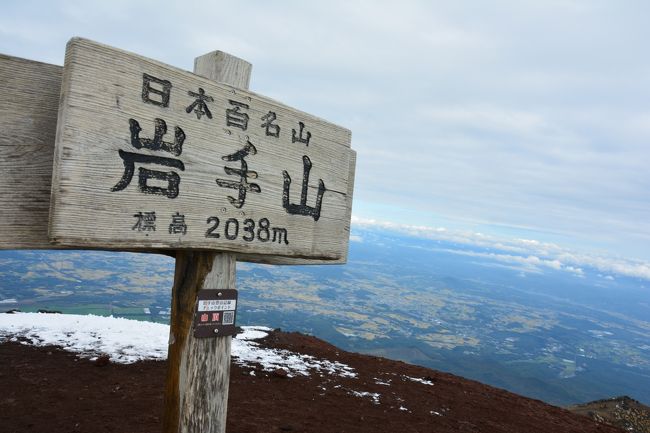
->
[[50, 38, 354, 261], [0, 54, 61, 250], [0, 38, 356, 433]]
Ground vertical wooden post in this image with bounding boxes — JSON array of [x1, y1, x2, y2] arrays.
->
[[162, 51, 252, 433]]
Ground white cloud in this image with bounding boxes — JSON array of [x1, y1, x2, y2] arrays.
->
[[349, 235, 363, 243], [1, 0, 648, 260], [418, 104, 549, 137], [352, 216, 650, 281]]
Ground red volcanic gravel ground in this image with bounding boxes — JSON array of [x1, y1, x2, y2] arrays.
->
[[0, 330, 622, 433]]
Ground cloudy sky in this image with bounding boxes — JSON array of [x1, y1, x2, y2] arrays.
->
[[2, 0, 649, 260]]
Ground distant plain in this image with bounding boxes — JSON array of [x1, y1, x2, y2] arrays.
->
[[1, 225, 649, 406]]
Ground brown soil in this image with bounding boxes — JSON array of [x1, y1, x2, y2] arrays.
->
[[0, 330, 623, 433]]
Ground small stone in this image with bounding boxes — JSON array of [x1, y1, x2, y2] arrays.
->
[[272, 368, 288, 379]]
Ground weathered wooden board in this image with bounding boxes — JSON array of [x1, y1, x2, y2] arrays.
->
[[0, 54, 62, 249], [163, 51, 246, 433], [241, 149, 356, 265], [49, 38, 354, 261]]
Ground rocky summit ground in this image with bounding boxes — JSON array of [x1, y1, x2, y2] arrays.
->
[[568, 396, 650, 433], [0, 328, 623, 433]]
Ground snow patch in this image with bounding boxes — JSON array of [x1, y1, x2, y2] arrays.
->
[[373, 377, 391, 386], [0, 312, 169, 363], [232, 327, 356, 378], [348, 390, 380, 405], [0, 313, 356, 378], [403, 375, 434, 385], [236, 326, 271, 341]]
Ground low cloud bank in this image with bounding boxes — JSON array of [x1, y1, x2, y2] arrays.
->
[[351, 216, 650, 281]]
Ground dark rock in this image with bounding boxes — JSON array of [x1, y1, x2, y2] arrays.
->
[[94, 354, 111, 367], [272, 368, 288, 378]]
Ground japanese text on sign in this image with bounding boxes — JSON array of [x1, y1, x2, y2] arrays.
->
[[49, 38, 355, 261]]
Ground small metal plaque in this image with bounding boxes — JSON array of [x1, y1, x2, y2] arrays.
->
[[193, 289, 238, 338]]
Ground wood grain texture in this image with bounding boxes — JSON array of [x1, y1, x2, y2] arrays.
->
[[163, 251, 235, 433], [0, 44, 353, 265], [49, 38, 355, 262], [163, 50, 249, 433], [240, 148, 356, 265], [0, 55, 62, 249], [194, 51, 251, 90]]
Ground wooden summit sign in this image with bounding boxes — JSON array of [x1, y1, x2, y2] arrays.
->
[[1, 38, 357, 433], [49, 38, 355, 261]]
